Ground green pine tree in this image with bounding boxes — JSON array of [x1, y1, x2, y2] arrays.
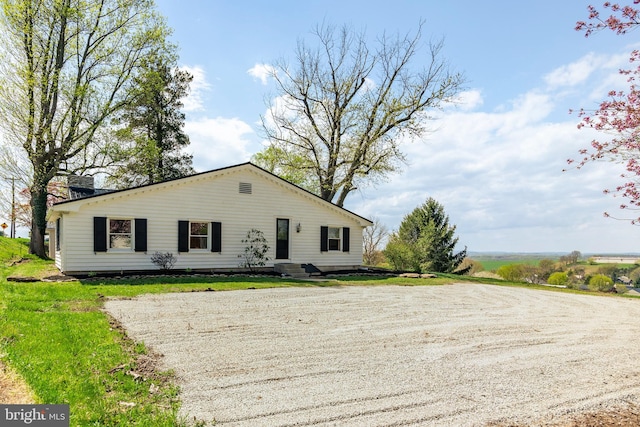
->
[[107, 53, 194, 188], [387, 197, 469, 274]]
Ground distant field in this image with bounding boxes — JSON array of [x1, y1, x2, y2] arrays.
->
[[471, 254, 558, 271], [477, 258, 543, 271]]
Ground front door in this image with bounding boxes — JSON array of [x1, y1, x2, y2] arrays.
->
[[276, 218, 289, 260]]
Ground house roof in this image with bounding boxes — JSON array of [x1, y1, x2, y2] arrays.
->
[[68, 186, 115, 200], [51, 162, 373, 226]]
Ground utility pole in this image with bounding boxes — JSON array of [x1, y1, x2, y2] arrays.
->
[[10, 177, 15, 238]]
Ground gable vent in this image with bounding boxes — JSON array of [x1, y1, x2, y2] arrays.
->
[[239, 182, 252, 194]]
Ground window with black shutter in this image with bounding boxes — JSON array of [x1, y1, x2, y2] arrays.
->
[[178, 220, 189, 252], [211, 222, 222, 253], [94, 217, 107, 252], [342, 227, 350, 252], [135, 218, 147, 252], [320, 226, 328, 252]]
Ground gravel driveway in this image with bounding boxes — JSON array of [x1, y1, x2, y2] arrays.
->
[[104, 284, 640, 426]]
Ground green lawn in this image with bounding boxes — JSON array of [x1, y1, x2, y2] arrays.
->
[[0, 236, 633, 426]]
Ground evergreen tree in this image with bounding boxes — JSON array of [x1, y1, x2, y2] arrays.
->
[[386, 197, 469, 274], [108, 54, 194, 188]]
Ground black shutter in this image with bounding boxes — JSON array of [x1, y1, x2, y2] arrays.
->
[[178, 220, 189, 252], [320, 226, 328, 252], [55, 218, 61, 251], [211, 222, 222, 252], [135, 218, 147, 252], [342, 227, 350, 252], [94, 217, 107, 252]]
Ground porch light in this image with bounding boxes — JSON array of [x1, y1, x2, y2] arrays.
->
[[296, 223, 301, 233]]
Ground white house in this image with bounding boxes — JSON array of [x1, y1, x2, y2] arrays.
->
[[48, 163, 373, 275]]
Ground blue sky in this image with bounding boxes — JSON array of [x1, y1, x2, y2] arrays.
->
[[151, 0, 637, 254]]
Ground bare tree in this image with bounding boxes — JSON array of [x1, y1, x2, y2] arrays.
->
[[363, 217, 388, 266], [0, 0, 170, 256], [259, 22, 464, 207]]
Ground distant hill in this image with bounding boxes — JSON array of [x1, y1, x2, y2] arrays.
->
[[469, 251, 640, 261]]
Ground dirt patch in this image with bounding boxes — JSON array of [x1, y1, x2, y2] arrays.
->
[[105, 284, 640, 426], [0, 360, 35, 404]]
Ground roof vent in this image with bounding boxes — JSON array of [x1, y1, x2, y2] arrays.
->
[[239, 182, 252, 194]]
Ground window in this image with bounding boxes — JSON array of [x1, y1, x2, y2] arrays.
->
[[190, 222, 209, 250], [179, 221, 221, 253], [328, 227, 341, 251], [321, 226, 350, 253], [94, 217, 146, 253], [109, 219, 132, 249]]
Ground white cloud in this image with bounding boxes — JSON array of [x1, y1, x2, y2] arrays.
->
[[345, 76, 632, 253], [543, 53, 602, 89], [185, 117, 257, 171], [247, 63, 275, 85], [181, 65, 210, 112], [448, 89, 484, 111]]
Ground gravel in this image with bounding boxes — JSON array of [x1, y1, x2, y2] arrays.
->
[[104, 284, 640, 426]]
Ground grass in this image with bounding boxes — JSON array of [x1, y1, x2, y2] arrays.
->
[[0, 236, 636, 426], [477, 258, 543, 271]]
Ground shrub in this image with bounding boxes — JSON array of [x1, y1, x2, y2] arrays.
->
[[384, 234, 418, 272], [238, 229, 270, 272], [150, 252, 177, 270], [455, 258, 484, 275], [496, 264, 525, 281], [588, 274, 614, 292], [547, 271, 568, 286], [615, 283, 629, 294]]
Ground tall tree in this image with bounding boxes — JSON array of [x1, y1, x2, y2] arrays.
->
[[107, 55, 194, 189], [362, 216, 389, 266], [571, 2, 640, 223], [385, 197, 468, 273], [0, 0, 170, 256], [258, 22, 464, 207]]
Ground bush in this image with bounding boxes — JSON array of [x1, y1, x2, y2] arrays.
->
[[384, 234, 418, 272], [496, 264, 525, 281], [456, 258, 484, 275], [238, 229, 270, 272], [150, 252, 177, 270], [547, 271, 568, 286], [588, 274, 614, 292]]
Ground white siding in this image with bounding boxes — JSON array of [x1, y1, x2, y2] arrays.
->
[[52, 165, 370, 274]]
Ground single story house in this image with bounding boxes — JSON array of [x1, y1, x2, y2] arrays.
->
[[48, 162, 373, 275]]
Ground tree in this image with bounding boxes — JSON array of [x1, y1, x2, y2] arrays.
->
[[0, 0, 170, 257], [258, 22, 464, 207], [106, 54, 194, 189], [571, 2, 640, 223], [362, 217, 388, 266], [14, 182, 66, 229], [538, 259, 557, 281], [251, 146, 318, 192], [385, 197, 468, 273], [559, 250, 582, 266]]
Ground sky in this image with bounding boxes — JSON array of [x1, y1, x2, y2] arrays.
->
[[6, 0, 635, 254], [148, 0, 640, 254]]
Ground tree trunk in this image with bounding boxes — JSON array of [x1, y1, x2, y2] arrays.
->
[[28, 181, 49, 258]]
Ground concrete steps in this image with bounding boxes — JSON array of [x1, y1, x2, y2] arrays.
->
[[274, 263, 309, 278]]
